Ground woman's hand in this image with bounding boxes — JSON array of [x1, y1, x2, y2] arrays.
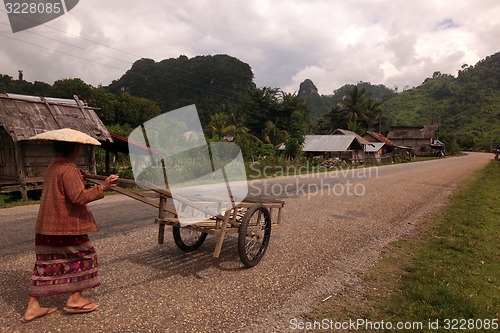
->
[[101, 174, 119, 191]]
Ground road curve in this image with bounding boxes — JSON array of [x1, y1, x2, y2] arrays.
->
[[0, 152, 492, 332]]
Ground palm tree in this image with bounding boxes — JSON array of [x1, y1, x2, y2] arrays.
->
[[207, 113, 231, 138], [338, 86, 380, 133], [364, 99, 382, 131], [340, 86, 368, 122], [262, 120, 289, 148], [346, 119, 365, 134], [226, 112, 249, 136], [278, 91, 309, 128], [244, 87, 281, 135]]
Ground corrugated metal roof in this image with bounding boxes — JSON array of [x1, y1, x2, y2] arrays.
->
[[303, 135, 356, 152], [279, 133, 373, 152], [0, 93, 112, 143], [364, 142, 385, 152]]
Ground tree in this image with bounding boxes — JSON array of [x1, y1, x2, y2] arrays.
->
[[439, 131, 460, 155], [277, 91, 309, 129], [115, 93, 161, 128], [0, 74, 51, 95], [88, 88, 120, 125], [235, 134, 261, 161], [226, 112, 249, 137], [337, 86, 381, 133], [340, 86, 367, 123], [314, 103, 344, 134], [365, 99, 388, 132], [262, 120, 288, 148], [243, 86, 281, 137], [284, 110, 306, 159], [346, 119, 365, 134], [51, 78, 93, 100], [207, 112, 231, 138]]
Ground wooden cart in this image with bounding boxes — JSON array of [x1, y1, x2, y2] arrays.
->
[[85, 174, 285, 267]]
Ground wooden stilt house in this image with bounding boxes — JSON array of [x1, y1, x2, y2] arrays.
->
[[0, 93, 113, 200]]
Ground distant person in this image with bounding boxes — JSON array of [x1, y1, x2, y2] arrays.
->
[[23, 139, 118, 322]]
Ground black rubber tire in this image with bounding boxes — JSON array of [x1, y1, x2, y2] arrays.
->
[[238, 204, 271, 268], [172, 226, 208, 252]]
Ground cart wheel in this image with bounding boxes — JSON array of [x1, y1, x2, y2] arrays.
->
[[172, 226, 208, 252], [238, 204, 271, 267]]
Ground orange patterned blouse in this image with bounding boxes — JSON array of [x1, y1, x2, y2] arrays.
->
[[35, 157, 104, 235]]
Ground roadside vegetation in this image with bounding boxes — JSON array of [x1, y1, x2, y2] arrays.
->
[[304, 161, 499, 330], [0, 192, 40, 208]]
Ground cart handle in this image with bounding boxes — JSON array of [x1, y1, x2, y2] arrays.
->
[[84, 174, 230, 219]]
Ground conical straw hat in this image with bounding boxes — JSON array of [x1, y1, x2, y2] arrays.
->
[[29, 128, 101, 146]]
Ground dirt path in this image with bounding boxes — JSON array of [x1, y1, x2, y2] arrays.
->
[[0, 153, 492, 333]]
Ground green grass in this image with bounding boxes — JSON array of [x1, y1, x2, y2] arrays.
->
[[0, 192, 40, 208], [382, 162, 499, 322], [304, 161, 500, 331], [0, 185, 118, 209]]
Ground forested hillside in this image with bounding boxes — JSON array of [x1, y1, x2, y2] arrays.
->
[[382, 52, 500, 149], [107, 54, 255, 125], [298, 79, 396, 120], [300, 52, 500, 150], [2, 51, 500, 151]]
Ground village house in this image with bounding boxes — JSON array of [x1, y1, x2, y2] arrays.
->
[[387, 125, 441, 156], [282, 129, 373, 163], [362, 131, 399, 163], [0, 93, 113, 200], [363, 142, 386, 163]]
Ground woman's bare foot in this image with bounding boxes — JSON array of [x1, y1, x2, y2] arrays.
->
[[23, 297, 57, 322], [63, 302, 99, 314], [65, 292, 99, 313]]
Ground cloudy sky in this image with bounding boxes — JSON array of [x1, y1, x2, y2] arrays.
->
[[1, 0, 499, 95]]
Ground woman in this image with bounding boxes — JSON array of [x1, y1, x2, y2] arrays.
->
[[23, 140, 118, 322]]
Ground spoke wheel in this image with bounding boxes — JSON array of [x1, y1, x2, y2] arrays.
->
[[238, 204, 271, 267], [172, 226, 207, 252]]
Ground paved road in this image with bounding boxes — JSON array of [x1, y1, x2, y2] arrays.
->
[[0, 153, 493, 332]]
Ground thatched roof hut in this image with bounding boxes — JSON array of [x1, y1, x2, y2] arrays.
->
[[0, 93, 112, 199]]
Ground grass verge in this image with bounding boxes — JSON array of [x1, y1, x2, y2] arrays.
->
[[303, 161, 499, 331], [0, 193, 40, 208]]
